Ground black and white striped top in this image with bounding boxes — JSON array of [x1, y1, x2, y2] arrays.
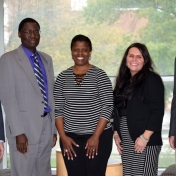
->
[[54, 65, 113, 135]]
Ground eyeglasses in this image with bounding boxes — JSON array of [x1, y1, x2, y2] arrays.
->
[[21, 30, 41, 36]]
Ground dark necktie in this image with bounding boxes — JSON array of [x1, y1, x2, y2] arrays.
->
[[32, 54, 48, 109]]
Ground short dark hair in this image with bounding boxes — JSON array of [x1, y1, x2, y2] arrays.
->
[[18, 18, 40, 32], [71, 34, 92, 51]]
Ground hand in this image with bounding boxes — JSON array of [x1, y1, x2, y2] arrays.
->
[[85, 135, 99, 159], [114, 134, 123, 155], [52, 134, 57, 147], [16, 134, 28, 154], [134, 137, 147, 153], [61, 135, 79, 160], [0, 142, 4, 159], [169, 136, 176, 150]]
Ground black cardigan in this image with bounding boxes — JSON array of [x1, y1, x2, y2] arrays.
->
[[113, 71, 165, 146]]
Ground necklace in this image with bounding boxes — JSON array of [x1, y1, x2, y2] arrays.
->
[[73, 73, 86, 85]]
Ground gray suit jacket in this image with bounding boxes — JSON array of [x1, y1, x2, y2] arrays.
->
[[170, 58, 176, 147], [0, 102, 5, 141], [0, 45, 55, 144]]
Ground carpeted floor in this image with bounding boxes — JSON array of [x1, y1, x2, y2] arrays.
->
[[0, 169, 10, 176], [0, 169, 56, 176]]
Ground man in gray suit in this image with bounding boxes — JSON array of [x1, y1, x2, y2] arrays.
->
[[0, 18, 57, 176], [0, 103, 5, 159]]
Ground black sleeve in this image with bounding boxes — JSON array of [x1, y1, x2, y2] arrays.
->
[[170, 58, 176, 137], [145, 73, 165, 132], [113, 105, 120, 131]]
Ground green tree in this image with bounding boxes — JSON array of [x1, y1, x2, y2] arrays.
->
[[4, 0, 127, 76], [5, 0, 176, 76], [83, 0, 176, 75]]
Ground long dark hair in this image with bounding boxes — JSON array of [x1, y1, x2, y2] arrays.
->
[[114, 43, 154, 97]]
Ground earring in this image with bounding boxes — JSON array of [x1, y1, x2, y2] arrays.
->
[[89, 55, 91, 60]]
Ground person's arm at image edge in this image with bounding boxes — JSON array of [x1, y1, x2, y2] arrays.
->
[[169, 59, 176, 149]]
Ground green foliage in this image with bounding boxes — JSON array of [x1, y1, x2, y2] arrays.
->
[[3, 0, 174, 107], [83, 0, 176, 75], [4, 0, 176, 76]]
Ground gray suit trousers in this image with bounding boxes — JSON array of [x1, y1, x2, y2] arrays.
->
[[9, 115, 52, 176]]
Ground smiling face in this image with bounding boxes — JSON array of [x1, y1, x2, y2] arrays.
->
[[71, 41, 92, 66], [126, 47, 145, 76], [18, 22, 40, 52]]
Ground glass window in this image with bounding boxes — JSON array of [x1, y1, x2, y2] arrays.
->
[[159, 79, 175, 167], [71, 0, 87, 11], [3, 0, 175, 168]]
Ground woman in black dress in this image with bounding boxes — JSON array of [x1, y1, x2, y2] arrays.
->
[[113, 43, 165, 176]]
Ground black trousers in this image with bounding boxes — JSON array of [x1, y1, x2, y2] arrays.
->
[[60, 128, 113, 176]]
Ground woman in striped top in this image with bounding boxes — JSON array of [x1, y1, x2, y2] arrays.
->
[[54, 34, 113, 176], [113, 43, 165, 176]]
